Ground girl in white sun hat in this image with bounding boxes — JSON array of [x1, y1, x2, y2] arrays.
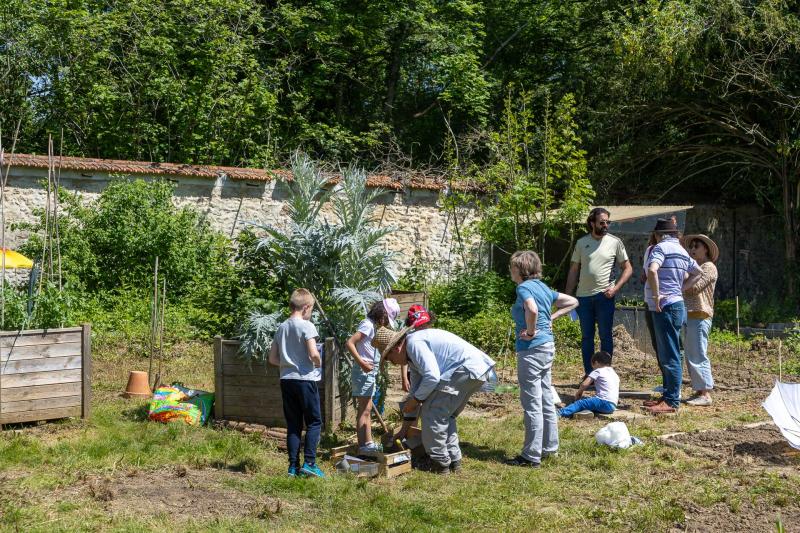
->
[[344, 298, 400, 453]]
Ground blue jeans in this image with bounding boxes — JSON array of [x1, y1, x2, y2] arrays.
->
[[651, 301, 687, 408], [280, 379, 322, 468], [685, 317, 714, 391], [577, 293, 616, 375], [559, 396, 616, 417], [517, 343, 559, 463]]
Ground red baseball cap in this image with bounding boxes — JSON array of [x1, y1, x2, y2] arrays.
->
[[406, 304, 431, 328]]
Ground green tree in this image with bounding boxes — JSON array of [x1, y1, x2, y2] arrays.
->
[[2, 0, 277, 165], [460, 89, 594, 275], [595, 0, 800, 300]]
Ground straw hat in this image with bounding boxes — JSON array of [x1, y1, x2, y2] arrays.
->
[[683, 234, 719, 263], [372, 326, 411, 358]]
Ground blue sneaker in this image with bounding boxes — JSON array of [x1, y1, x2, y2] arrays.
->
[[288, 465, 298, 477], [300, 463, 325, 478]]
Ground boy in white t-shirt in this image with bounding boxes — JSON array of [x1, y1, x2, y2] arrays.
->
[[559, 351, 619, 417]]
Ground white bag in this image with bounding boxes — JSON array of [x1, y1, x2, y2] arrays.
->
[[595, 421, 634, 449]]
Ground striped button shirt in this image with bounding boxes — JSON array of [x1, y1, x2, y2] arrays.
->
[[646, 236, 702, 310]]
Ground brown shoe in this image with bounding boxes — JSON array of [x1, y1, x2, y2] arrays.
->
[[646, 401, 677, 414], [643, 397, 662, 407]]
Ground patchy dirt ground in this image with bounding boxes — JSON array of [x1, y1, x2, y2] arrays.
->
[[69, 467, 281, 520], [668, 424, 800, 468], [677, 498, 800, 533]]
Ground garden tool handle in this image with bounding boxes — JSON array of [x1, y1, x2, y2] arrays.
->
[[371, 401, 390, 433]]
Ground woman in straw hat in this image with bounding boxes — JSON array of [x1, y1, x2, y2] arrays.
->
[[681, 234, 720, 406], [373, 323, 495, 475]]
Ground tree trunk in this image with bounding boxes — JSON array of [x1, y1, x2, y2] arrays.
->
[[383, 22, 408, 125], [782, 166, 798, 302]]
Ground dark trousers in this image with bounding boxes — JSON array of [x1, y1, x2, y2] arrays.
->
[[576, 293, 616, 376], [645, 310, 663, 381], [280, 379, 322, 467]]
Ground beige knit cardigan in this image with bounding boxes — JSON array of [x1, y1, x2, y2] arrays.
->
[[683, 262, 718, 318]]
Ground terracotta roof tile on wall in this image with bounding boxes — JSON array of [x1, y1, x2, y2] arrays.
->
[[4, 153, 470, 192]]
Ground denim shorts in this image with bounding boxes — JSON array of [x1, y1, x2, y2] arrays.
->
[[351, 364, 378, 397]]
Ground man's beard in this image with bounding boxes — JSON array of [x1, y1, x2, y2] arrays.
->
[[593, 226, 609, 237]]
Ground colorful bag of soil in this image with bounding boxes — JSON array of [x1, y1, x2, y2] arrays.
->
[[148, 383, 215, 426]]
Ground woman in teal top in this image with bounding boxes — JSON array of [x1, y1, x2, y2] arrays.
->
[[506, 250, 578, 467]]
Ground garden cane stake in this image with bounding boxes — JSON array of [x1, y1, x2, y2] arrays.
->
[[149, 257, 159, 388]]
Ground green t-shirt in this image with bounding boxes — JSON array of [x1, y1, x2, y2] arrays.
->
[[570, 234, 629, 297]]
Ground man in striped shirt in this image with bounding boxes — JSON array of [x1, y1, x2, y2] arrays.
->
[[645, 218, 702, 414]]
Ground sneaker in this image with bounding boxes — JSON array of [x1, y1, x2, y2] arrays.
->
[[542, 451, 559, 460], [503, 455, 540, 468], [643, 397, 663, 407], [287, 465, 298, 477], [449, 460, 462, 474], [300, 463, 326, 478], [358, 442, 382, 454], [686, 396, 712, 406]]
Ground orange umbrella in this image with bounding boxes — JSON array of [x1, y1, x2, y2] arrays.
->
[[0, 249, 34, 269]]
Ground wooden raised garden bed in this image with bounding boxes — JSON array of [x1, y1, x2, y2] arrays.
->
[[214, 337, 352, 430], [1, 325, 91, 425], [390, 290, 428, 318]]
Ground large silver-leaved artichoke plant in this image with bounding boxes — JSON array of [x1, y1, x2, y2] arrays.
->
[[238, 153, 397, 392]]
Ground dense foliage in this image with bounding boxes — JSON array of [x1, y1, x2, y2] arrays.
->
[[5, 179, 244, 337], [1, 0, 798, 300]]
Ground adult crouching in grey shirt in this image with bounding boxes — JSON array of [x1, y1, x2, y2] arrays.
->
[[375, 327, 495, 475]]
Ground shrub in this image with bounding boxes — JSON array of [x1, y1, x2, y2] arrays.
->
[[13, 178, 247, 339], [0, 282, 77, 330], [552, 314, 581, 349], [428, 268, 515, 319], [16, 179, 224, 298], [437, 304, 515, 358], [714, 299, 751, 329]]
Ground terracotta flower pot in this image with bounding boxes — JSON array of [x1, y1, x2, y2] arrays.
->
[[123, 371, 152, 398]]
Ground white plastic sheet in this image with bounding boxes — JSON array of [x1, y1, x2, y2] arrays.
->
[[762, 381, 800, 450]]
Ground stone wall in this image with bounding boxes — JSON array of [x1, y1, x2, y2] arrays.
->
[[616, 204, 784, 303], [4, 165, 785, 302], [3, 167, 475, 279]]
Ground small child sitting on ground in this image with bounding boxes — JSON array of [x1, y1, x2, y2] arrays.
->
[[268, 288, 324, 478], [559, 351, 619, 417]]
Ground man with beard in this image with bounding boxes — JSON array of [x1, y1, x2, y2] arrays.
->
[[565, 207, 633, 379]]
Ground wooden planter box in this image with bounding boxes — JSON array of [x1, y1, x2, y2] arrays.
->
[[390, 290, 428, 319], [214, 337, 352, 430], [1, 325, 91, 425]]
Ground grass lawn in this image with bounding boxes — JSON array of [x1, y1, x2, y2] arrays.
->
[[0, 335, 798, 532]]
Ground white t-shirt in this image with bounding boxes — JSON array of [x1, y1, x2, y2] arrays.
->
[[355, 319, 378, 364], [589, 366, 620, 405]]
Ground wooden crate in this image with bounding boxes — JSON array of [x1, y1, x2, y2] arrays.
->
[[214, 337, 353, 429], [389, 290, 428, 320], [330, 444, 413, 478], [1, 325, 91, 425]]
